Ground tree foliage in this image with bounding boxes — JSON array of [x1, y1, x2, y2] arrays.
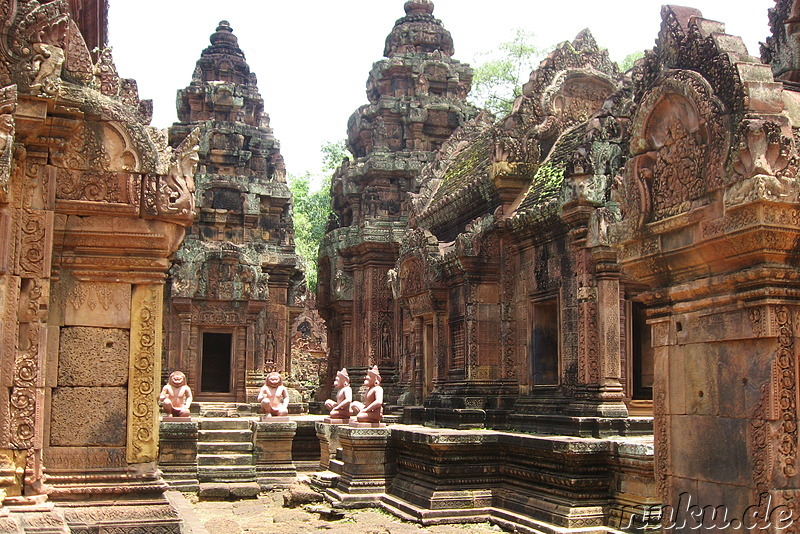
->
[[470, 29, 543, 117], [289, 140, 348, 293], [618, 50, 644, 73]]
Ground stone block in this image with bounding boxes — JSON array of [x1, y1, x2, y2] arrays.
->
[[198, 482, 229, 499], [252, 420, 297, 488], [712, 34, 748, 56], [743, 81, 784, 114], [159, 419, 198, 465], [670, 414, 747, 485], [63, 281, 131, 328], [252, 421, 296, 465], [229, 482, 260, 498], [328, 426, 393, 503], [316, 421, 342, 469], [57, 327, 128, 387], [50, 387, 127, 447]]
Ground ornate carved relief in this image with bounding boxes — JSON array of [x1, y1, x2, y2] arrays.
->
[[17, 208, 51, 278], [752, 306, 798, 492], [9, 278, 46, 466], [127, 285, 162, 464], [625, 70, 728, 225], [0, 0, 71, 93], [653, 376, 669, 502], [143, 128, 199, 224], [93, 47, 120, 98], [500, 248, 517, 380], [726, 119, 798, 207], [0, 84, 15, 204]]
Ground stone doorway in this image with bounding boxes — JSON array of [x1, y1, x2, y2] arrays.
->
[[201, 331, 233, 396]]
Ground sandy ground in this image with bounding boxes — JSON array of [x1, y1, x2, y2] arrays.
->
[[172, 490, 503, 534]]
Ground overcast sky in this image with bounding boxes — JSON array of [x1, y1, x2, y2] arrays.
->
[[108, 0, 774, 180]]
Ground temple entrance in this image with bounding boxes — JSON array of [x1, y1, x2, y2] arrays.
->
[[201, 331, 233, 395]]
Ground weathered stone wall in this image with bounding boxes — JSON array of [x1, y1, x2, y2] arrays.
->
[[0, 0, 193, 529]]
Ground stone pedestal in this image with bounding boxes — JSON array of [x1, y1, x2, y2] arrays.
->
[[252, 420, 297, 489], [260, 415, 290, 422], [158, 420, 199, 492], [315, 422, 342, 469], [324, 426, 393, 508]]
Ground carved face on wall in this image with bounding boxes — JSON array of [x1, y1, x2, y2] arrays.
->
[[266, 371, 282, 387], [169, 371, 186, 387]]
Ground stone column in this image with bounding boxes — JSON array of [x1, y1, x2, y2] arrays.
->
[[592, 246, 626, 417]]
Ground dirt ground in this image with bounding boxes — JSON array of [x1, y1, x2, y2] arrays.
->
[[177, 490, 503, 534]]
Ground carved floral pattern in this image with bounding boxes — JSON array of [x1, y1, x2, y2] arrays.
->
[[127, 285, 161, 463]]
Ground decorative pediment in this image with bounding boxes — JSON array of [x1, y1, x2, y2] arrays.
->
[[624, 70, 728, 225]]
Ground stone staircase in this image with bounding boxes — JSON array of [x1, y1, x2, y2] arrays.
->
[[197, 417, 257, 489], [159, 402, 306, 498]]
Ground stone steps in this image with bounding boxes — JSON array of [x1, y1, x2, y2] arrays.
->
[[197, 441, 253, 453], [197, 466, 257, 483], [198, 429, 251, 442], [195, 414, 258, 485], [200, 417, 253, 430], [198, 453, 252, 466]]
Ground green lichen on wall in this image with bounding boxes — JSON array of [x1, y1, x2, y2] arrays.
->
[[518, 162, 565, 211]]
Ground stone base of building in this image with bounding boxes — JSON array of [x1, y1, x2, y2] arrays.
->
[[509, 413, 653, 438], [317, 424, 655, 533], [2, 496, 183, 534]]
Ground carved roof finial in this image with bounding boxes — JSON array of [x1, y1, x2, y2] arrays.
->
[[404, 0, 434, 16], [210, 20, 238, 48], [384, 0, 453, 57]]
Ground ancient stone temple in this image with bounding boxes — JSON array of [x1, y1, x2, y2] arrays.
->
[[317, 0, 480, 400], [0, 0, 194, 531], [164, 22, 303, 403], [394, 29, 638, 429], [317, 0, 800, 531]]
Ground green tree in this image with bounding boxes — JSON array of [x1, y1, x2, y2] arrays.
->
[[618, 50, 644, 72], [470, 29, 543, 117], [289, 140, 348, 293]]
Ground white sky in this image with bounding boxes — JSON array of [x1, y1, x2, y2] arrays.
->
[[108, 0, 774, 180]]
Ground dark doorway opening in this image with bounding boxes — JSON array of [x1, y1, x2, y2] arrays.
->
[[201, 332, 232, 393], [632, 303, 654, 400]]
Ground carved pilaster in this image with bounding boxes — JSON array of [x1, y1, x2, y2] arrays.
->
[[593, 246, 626, 413], [127, 284, 163, 463]]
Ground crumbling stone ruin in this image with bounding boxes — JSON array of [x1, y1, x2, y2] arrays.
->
[[163, 21, 303, 404]]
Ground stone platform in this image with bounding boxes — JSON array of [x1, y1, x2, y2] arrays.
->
[[311, 423, 657, 533], [157, 403, 325, 496]]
